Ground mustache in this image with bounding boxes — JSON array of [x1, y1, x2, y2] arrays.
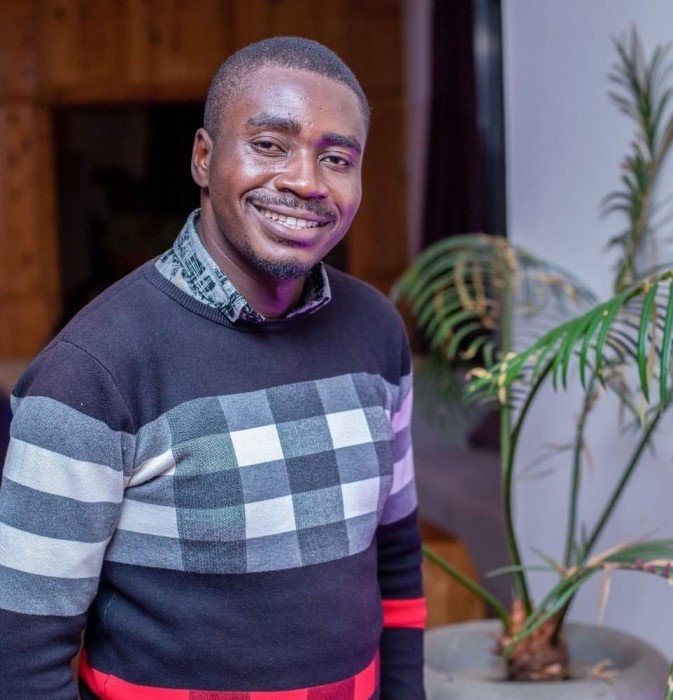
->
[[248, 192, 337, 222]]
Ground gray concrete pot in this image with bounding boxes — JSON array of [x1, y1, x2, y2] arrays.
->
[[425, 620, 668, 699]]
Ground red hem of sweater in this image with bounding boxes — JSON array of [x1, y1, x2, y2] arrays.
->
[[79, 649, 379, 699], [382, 597, 427, 629]]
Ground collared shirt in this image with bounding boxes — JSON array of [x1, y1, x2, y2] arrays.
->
[[156, 209, 331, 323]]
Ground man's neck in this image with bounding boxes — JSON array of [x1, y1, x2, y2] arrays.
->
[[196, 217, 305, 319], [229, 270, 305, 319]]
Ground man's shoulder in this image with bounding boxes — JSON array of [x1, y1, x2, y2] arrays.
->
[[13, 262, 171, 407], [325, 266, 406, 336], [60, 262, 162, 339], [326, 266, 395, 312], [41, 261, 171, 371]]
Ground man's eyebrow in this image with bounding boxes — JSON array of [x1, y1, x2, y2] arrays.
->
[[246, 114, 362, 154], [320, 132, 362, 154], [246, 113, 301, 134]]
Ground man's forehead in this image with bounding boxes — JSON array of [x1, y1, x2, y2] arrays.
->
[[247, 64, 338, 86], [229, 66, 367, 136], [240, 65, 355, 101]]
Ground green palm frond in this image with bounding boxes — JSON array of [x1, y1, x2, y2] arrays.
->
[[506, 539, 673, 651], [603, 28, 673, 292], [391, 234, 598, 369], [397, 28, 673, 676], [469, 270, 673, 410]]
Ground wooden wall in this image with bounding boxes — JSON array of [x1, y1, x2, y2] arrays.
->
[[0, 0, 409, 359]]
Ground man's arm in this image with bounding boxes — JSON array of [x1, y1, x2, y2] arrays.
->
[[377, 372, 426, 699], [0, 341, 131, 699]]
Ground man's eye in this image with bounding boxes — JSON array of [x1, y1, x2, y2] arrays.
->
[[254, 140, 283, 153], [323, 154, 352, 168]]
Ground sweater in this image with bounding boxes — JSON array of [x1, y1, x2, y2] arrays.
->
[[0, 260, 426, 699]]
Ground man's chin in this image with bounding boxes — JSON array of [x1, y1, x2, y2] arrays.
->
[[247, 250, 315, 280]]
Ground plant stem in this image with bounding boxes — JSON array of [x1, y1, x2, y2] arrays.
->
[[497, 264, 527, 612], [551, 408, 665, 641], [553, 400, 673, 640], [422, 544, 512, 630], [563, 374, 598, 568], [581, 409, 663, 558], [503, 358, 556, 616]]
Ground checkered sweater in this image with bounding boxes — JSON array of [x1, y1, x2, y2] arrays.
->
[[0, 261, 426, 699]]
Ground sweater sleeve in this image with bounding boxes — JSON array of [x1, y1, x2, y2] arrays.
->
[[0, 341, 133, 700], [377, 368, 427, 699]]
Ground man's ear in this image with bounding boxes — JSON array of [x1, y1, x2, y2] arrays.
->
[[191, 128, 213, 187]]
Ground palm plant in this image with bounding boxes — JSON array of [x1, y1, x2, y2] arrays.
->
[[394, 29, 673, 683]]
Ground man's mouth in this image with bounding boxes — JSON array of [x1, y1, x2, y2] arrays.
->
[[252, 204, 331, 231]]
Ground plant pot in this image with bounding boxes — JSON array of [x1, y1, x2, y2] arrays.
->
[[425, 620, 668, 699]]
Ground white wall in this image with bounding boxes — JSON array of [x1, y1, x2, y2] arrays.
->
[[503, 0, 673, 657]]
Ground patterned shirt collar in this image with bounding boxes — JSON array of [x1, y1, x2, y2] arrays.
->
[[156, 209, 331, 323]]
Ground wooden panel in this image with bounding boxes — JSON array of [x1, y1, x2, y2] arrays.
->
[[348, 95, 408, 293], [38, 0, 231, 101], [0, 104, 60, 358], [421, 520, 486, 628], [35, 108, 60, 301], [38, 0, 128, 92], [0, 359, 30, 394], [0, 0, 38, 100], [125, 0, 231, 85], [37, 0, 353, 103], [0, 296, 59, 358], [343, 0, 405, 95], [227, 0, 346, 51], [0, 106, 45, 295], [341, 0, 408, 293], [0, 0, 407, 361]]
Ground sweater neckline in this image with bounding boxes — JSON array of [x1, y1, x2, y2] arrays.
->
[[143, 261, 320, 333]]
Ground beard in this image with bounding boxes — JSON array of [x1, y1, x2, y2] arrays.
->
[[239, 239, 315, 280]]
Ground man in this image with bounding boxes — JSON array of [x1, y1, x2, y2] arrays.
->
[[0, 37, 426, 699]]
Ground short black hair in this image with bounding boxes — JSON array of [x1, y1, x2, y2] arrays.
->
[[203, 36, 370, 140]]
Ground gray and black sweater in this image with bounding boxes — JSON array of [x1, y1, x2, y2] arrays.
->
[[0, 234, 425, 699]]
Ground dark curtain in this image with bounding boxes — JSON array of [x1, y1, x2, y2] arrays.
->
[[422, 0, 485, 247]]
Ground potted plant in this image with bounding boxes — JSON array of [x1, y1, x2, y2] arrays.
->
[[394, 29, 673, 698]]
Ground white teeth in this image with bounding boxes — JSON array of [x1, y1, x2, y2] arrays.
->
[[257, 207, 321, 229]]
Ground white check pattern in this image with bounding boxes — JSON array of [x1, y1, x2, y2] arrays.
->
[[0, 371, 417, 617], [105, 372, 416, 574]]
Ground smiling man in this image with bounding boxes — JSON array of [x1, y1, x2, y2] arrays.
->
[[0, 37, 426, 700]]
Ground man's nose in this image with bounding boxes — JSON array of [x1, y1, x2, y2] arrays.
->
[[274, 151, 328, 199]]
